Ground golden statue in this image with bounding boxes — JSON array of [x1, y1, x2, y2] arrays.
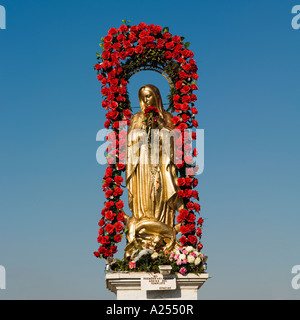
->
[[124, 84, 183, 258]]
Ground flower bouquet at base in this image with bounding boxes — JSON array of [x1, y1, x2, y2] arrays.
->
[[109, 245, 207, 275]]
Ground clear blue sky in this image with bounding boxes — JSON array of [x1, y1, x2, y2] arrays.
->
[[0, 0, 299, 299]]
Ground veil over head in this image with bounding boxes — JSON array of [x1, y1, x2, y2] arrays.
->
[[138, 84, 164, 114]]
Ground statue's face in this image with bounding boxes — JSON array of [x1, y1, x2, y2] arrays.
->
[[141, 89, 155, 108]]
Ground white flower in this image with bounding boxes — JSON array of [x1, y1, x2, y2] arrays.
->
[[151, 252, 159, 259], [179, 254, 186, 261], [194, 257, 201, 266], [186, 246, 194, 253], [187, 254, 195, 264]]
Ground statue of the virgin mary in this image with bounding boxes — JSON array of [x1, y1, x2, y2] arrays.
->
[[124, 84, 183, 258]]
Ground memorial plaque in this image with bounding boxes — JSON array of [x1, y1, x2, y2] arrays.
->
[[141, 274, 176, 291]]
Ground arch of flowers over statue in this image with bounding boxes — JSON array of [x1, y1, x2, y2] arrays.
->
[[94, 21, 206, 273]]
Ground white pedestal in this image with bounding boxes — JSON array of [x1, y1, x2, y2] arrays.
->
[[106, 272, 209, 300]]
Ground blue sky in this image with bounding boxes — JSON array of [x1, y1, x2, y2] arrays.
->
[[0, 0, 299, 299]]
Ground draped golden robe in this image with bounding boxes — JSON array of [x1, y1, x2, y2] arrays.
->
[[124, 85, 183, 258]]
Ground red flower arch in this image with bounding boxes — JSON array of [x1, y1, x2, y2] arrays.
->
[[94, 22, 203, 259]]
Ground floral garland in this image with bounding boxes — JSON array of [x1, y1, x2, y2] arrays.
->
[[94, 21, 204, 260]]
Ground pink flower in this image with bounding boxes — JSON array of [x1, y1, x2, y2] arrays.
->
[[176, 259, 182, 266], [129, 261, 136, 269], [179, 267, 187, 275]]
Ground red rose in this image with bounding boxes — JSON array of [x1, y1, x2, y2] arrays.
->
[[98, 218, 105, 227], [191, 107, 198, 114], [192, 73, 199, 80], [138, 22, 147, 30], [171, 116, 181, 125], [114, 234, 122, 243], [115, 200, 124, 209], [105, 189, 113, 198], [105, 223, 115, 234], [172, 35, 181, 44], [103, 177, 113, 188], [197, 227, 202, 237], [192, 190, 199, 199], [123, 109, 131, 118], [197, 243, 203, 251], [135, 45, 144, 54], [181, 85, 190, 94], [180, 225, 189, 235], [179, 236, 188, 245], [165, 51, 172, 59], [163, 32, 172, 40], [182, 95, 191, 103], [105, 210, 116, 221], [114, 175, 124, 186], [186, 213, 196, 223], [186, 201, 195, 210], [177, 123, 188, 131], [94, 251, 100, 258], [194, 203, 201, 212], [181, 114, 190, 123], [108, 27, 118, 35], [185, 189, 193, 199], [112, 43, 121, 51], [188, 235, 197, 245], [113, 187, 123, 196], [104, 35, 113, 42], [105, 201, 114, 209], [114, 221, 124, 233], [117, 163, 125, 171], [178, 71, 188, 80], [177, 178, 186, 186], [119, 24, 128, 33], [130, 25, 139, 33], [165, 41, 175, 50], [197, 217, 204, 226], [192, 120, 198, 128], [187, 223, 195, 232], [117, 212, 125, 222], [100, 236, 110, 245]]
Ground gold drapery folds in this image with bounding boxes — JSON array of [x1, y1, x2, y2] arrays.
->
[[124, 85, 183, 258]]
